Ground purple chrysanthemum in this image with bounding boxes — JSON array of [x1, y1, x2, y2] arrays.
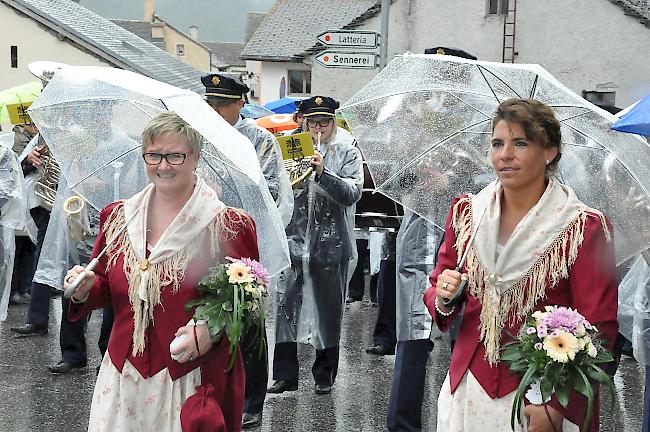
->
[[239, 257, 271, 286], [527, 327, 537, 335], [534, 342, 543, 350], [543, 306, 585, 334]]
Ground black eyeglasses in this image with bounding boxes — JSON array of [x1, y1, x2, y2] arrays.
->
[[307, 119, 333, 128], [142, 152, 187, 165]]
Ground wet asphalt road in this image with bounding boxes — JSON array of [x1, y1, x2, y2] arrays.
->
[[0, 296, 645, 431]]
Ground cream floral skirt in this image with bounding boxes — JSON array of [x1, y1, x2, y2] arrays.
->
[[88, 353, 201, 432], [437, 371, 580, 432]]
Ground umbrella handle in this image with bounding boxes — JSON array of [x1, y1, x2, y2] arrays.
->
[[63, 257, 99, 299], [442, 265, 467, 308]]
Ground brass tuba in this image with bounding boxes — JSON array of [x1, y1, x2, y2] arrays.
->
[[287, 131, 320, 188], [64, 195, 90, 244], [34, 144, 60, 211]]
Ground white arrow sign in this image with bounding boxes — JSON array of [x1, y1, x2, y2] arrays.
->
[[315, 51, 377, 69], [317, 30, 379, 48]]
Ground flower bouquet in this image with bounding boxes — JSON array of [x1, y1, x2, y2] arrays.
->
[[186, 257, 269, 369], [501, 305, 616, 432]]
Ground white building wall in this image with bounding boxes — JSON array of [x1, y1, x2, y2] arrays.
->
[[515, 0, 650, 106], [1, 5, 110, 91], [257, 61, 310, 105], [308, 0, 650, 107]]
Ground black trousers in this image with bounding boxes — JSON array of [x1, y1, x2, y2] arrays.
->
[[26, 207, 51, 327], [10, 236, 35, 296], [348, 239, 369, 300], [98, 306, 114, 358], [372, 259, 397, 348], [643, 366, 650, 432], [272, 342, 339, 386], [387, 339, 433, 432], [241, 323, 268, 415], [273, 254, 347, 386]]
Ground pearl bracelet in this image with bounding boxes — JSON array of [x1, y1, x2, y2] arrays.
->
[[70, 293, 89, 304], [435, 296, 455, 317]]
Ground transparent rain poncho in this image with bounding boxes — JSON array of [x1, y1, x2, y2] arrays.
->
[[618, 255, 650, 365], [275, 127, 364, 349], [340, 53, 650, 265], [234, 117, 294, 227], [28, 66, 289, 276], [395, 210, 443, 341], [0, 141, 28, 320], [33, 176, 100, 290]]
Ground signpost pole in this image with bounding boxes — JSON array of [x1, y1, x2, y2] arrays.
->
[[379, 0, 390, 69]]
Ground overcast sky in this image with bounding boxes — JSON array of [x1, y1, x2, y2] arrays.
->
[[79, 0, 275, 42]]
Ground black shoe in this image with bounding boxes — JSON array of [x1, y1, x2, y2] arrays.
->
[[9, 292, 30, 305], [314, 383, 332, 394], [10, 323, 48, 337], [47, 361, 87, 374], [267, 379, 298, 394], [345, 296, 362, 304], [365, 344, 395, 355], [241, 412, 262, 429]]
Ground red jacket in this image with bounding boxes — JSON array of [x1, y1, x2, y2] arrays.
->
[[70, 202, 259, 432], [423, 197, 618, 431]]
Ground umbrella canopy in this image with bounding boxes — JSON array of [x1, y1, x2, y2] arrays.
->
[[241, 103, 274, 119], [263, 97, 302, 114], [611, 92, 650, 136], [340, 53, 650, 265], [255, 113, 298, 134], [28, 66, 289, 276], [0, 81, 42, 125]]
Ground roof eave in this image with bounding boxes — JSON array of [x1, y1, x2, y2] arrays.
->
[[240, 54, 305, 62]]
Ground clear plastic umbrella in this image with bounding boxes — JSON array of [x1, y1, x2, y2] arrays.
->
[[28, 66, 289, 276], [340, 53, 650, 265]]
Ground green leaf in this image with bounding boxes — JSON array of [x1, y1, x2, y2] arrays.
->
[[501, 350, 525, 362], [575, 367, 594, 432], [555, 385, 570, 408], [511, 367, 536, 431]]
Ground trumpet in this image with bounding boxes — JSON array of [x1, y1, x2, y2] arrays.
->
[[288, 131, 320, 188], [64, 195, 90, 244]]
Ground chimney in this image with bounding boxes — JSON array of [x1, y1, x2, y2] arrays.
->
[[189, 26, 198, 41], [144, 0, 154, 22]]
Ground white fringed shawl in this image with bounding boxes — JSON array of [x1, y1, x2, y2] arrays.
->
[[452, 180, 610, 364], [102, 178, 244, 356]]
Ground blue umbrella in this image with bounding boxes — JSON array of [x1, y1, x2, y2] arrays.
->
[[612, 92, 650, 136], [263, 97, 303, 114], [241, 103, 274, 119]]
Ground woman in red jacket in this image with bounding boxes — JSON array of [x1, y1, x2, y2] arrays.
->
[[64, 112, 257, 432], [424, 99, 618, 432]]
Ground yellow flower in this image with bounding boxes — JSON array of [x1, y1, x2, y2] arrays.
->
[[227, 262, 254, 284], [543, 330, 580, 363]]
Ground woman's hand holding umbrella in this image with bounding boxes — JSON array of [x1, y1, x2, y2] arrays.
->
[[436, 269, 468, 314], [64, 264, 96, 302]]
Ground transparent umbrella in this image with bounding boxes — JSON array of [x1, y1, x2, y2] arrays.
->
[[340, 53, 650, 264], [28, 66, 289, 276]]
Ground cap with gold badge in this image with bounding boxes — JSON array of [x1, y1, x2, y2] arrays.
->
[[423, 47, 477, 60], [201, 73, 250, 101], [300, 96, 339, 118]]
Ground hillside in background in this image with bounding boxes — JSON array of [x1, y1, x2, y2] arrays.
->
[[79, 0, 275, 42]]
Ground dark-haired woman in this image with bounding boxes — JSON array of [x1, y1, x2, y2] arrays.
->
[[424, 99, 618, 431]]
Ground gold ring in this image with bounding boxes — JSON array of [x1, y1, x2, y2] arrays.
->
[[443, 282, 449, 290]]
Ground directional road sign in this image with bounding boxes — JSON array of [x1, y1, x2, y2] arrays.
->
[[316, 30, 379, 48], [314, 51, 377, 69]]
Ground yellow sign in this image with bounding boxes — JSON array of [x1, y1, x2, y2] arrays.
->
[[336, 117, 350, 132], [6, 102, 33, 125], [277, 132, 315, 161]]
